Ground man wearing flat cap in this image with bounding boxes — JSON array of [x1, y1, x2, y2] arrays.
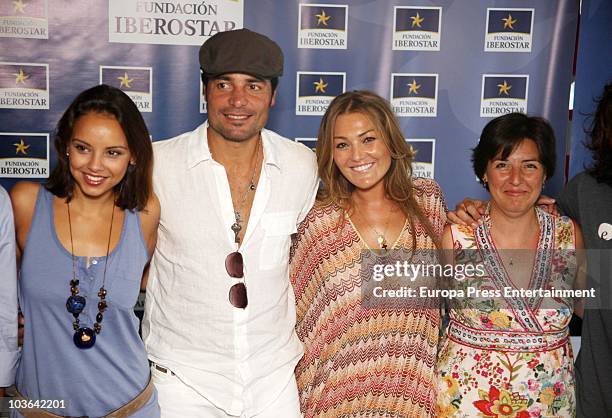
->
[[142, 29, 318, 417]]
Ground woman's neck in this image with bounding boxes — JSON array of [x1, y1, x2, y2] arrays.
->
[[68, 190, 117, 216], [350, 183, 388, 209], [488, 204, 539, 249]]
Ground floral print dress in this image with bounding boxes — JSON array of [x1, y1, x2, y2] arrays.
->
[[437, 208, 578, 418]]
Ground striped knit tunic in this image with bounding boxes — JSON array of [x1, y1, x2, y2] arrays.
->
[[290, 178, 447, 417]]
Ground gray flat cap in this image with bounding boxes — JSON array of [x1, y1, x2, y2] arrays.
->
[[199, 28, 283, 79]]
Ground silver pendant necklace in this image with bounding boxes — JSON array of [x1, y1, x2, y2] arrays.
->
[[230, 139, 261, 244]]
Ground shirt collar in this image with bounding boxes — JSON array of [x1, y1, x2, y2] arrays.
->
[[260, 128, 281, 172], [186, 122, 212, 169], [187, 121, 282, 172]]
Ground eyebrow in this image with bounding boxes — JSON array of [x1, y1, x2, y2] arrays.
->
[[494, 158, 540, 163], [71, 138, 129, 150], [333, 129, 375, 140]]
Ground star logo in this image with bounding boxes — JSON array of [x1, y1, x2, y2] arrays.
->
[[13, 139, 30, 155], [410, 12, 424, 28], [315, 10, 331, 26], [313, 78, 328, 94], [497, 80, 512, 95], [13, 69, 29, 84], [13, 0, 27, 13], [407, 79, 421, 95], [502, 14, 517, 30], [118, 72, 133, 88]]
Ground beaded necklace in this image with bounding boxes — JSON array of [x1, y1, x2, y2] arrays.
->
[[65, 200, 114, 349]]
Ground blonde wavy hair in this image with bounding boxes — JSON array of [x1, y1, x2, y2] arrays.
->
[[316, 90, 439, 249]]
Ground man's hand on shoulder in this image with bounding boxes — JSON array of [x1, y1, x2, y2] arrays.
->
[[447, 198, 487, 227], [536, 195, 559, 216]]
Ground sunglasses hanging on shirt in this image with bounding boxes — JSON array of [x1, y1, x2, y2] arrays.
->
[[226, 251, 247, 308]]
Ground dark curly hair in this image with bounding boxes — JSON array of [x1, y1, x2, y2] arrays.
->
[[585, 83, 612, 186]]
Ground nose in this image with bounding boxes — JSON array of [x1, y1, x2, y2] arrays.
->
[[87, 152, 104, 172], [229, 87, 247, 108], [509, 165, 522, 185], [350, 142, 365, 161]]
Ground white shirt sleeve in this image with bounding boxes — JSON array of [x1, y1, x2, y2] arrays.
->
[[0, 186, 19, 387], [297, 150, 319, 224]]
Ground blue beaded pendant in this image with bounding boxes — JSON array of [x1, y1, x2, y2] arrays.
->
[[66, 296, 86, 314], [74, 327, 96, 349]]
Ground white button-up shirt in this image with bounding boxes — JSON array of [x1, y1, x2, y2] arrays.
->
[[0, 186, 19, 387], [142, 122, 318, 415]]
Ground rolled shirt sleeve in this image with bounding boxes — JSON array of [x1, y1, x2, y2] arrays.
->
[[0, 186, 19, 387]]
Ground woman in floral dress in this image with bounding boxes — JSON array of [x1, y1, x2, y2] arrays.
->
[[437, 113, 585, 418]]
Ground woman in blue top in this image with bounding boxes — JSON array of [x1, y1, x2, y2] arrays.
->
[[9, 84, 160, 417]]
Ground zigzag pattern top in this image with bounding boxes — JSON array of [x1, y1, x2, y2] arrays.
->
[[290, 178, 447, 417]]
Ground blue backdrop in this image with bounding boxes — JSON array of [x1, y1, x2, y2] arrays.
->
[[0, 0, 581, 208]]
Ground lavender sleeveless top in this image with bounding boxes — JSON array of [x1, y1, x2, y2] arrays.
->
[[14, 187, 159, 417]]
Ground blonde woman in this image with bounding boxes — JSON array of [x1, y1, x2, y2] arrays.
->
[[290, 91, 446, 417]]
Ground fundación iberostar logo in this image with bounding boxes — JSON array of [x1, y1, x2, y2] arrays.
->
[[295, 138, 317, 152], [485, 8, 534, 52], [295, 72, 346, 116], [390, 73, 438, 117], [100, 66, 153, 112], [0, 0, 48, 39], [393, 6, 441, 51], [0, 62, 49, 109], [480, 74, 529, 117], [406, 139, 436, 179], [0, 133, 49, 178], [298, 3, 348, 49], [108, 0, 243, 46]]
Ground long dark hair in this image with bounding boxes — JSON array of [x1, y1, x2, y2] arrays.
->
[[585, 83, 612, 186], [46, 84, 153, 211]]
